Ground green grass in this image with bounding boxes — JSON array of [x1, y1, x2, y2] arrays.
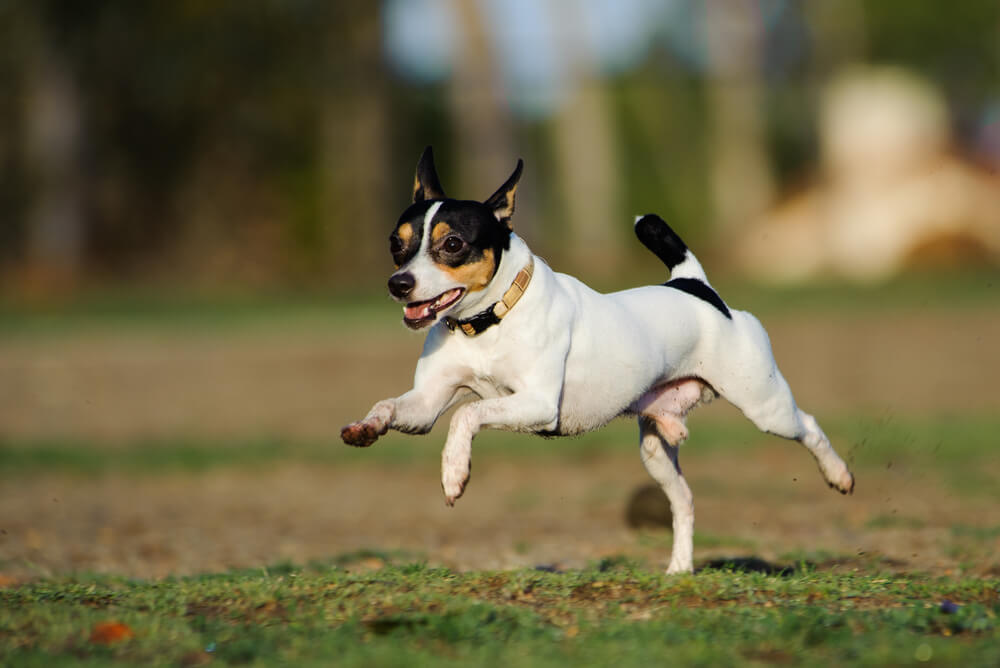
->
[[2, 558, 998, 666], [1, 268, 996, 339], [0, 437, 312, 477], [0, 289, 399, 339], [3, 413, 996, 485], [718, 268, 1000, 317]]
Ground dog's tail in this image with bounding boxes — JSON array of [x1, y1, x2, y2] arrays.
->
[[633, 214, 709, 283]]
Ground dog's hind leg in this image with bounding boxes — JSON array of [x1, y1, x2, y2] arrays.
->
[[722, 367, 855, 494], [638, 416, 695, 574], [788, 409, 855, 494]]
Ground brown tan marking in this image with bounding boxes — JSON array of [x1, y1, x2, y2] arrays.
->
[[431, 222, 452, 243], [439, 248, 496, 292], [392, 223, 415, 268], [484, 158, 523, 229], [493, 183, 517, 224], [411, 174, 422, 203], [397, 222, 414, 246]]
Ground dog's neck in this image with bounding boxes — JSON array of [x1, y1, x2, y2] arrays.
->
[[449, 233, 533, 322]]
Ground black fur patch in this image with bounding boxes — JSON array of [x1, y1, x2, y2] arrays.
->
[[426, 200, 510, 270], [665, 278, 731, 319], [390, 200, 436, 267], [390, 199, 512, 276], [635, 214, 688, 269], [413, 146, 446, 202]]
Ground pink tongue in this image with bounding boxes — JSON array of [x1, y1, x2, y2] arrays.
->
[[405, 302, 432, 320]]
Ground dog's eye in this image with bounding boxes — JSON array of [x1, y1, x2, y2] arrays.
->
[[389, 235, 403, 255], [443, 236, 465, 254]]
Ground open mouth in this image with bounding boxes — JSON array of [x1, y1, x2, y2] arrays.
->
[[403, 288, 465, 329]]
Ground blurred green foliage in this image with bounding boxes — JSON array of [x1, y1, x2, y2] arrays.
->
[[1, 1, 997, 289]]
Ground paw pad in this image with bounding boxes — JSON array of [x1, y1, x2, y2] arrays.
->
[[341, 421, 384, 447]]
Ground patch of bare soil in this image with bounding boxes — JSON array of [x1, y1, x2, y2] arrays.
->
[[1, 445, 996, 581]]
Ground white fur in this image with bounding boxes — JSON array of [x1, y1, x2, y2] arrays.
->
[[344, 232, 854, 574], [400, 201, 462, 303]]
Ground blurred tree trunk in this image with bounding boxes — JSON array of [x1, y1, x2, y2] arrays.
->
[[320, 3, 389, 283], [549, 7, 622, 275], [446, 0, 526, 233], [703, 0, 774, 236], [22, 30, 86, 288]]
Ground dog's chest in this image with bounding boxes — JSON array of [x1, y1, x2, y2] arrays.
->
[[441, 334, 518, 399], [464, 375, 512, 401]]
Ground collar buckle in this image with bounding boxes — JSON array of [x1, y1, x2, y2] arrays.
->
[[445, 257, 534, 337]]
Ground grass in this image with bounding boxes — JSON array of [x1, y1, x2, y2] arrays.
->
[[0, 289, 400, 339], [0, 268, 997, 339], [2, 413, 997, 486], [1, 557, 998, 666], [717, 268, 1000, 316]]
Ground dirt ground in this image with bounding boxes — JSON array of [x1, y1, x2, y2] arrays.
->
[[1, 309, 999, 580], [3, 449, 997, 581]]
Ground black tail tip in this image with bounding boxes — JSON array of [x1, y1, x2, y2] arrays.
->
[[634, 213, 688, 269], [633, 213, 665, 229]]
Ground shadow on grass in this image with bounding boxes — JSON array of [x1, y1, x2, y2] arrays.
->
[[698, 552, 914, 576], [697, 556, 802, 576]]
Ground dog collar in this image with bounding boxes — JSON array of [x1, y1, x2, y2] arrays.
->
[[444, 257, 534, 337]]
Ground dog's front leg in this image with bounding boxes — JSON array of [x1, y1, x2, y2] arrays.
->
[[440, 392, 559, 505], [340, 398, 396, 447], [341, 380, 461, 447]]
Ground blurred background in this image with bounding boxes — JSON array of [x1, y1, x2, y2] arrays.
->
[[3, 0, 999, 292], [1, 1, 999, 579]]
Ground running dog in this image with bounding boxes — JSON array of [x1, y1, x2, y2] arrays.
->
[[341, 147, 854, 574]]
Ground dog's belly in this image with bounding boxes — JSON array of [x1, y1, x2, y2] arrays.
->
[[552, 374, 671, 436]]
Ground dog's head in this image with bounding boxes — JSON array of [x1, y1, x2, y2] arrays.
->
[[387, 146, 523, 329]]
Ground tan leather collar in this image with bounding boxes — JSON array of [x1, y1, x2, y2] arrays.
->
[[444, 256, 534, 336]]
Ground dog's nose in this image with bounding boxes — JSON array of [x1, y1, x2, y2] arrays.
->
[[388, 272, 416, 299]]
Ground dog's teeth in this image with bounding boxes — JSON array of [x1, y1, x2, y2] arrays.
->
[[435, 289, 457, 307]]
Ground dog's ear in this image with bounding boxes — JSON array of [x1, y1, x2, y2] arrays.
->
[[413, 146, 446, 203], [484, 159, 523, 229]]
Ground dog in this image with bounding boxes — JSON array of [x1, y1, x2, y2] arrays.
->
[[341, 147, 855, 574]]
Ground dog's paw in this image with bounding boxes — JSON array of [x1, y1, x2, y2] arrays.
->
[[441, 466, 470, 507], [341, 419, 387, 447], [827, 469, 855, 495], [341, 402, 393, 447]]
